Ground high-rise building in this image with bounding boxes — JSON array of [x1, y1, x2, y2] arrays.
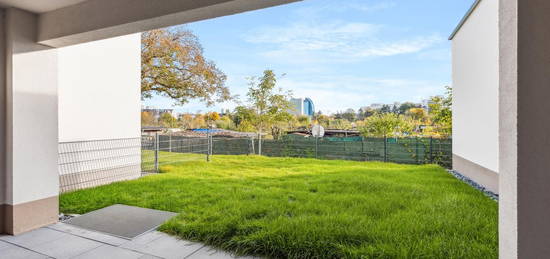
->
[[289, 98, 315, 117]]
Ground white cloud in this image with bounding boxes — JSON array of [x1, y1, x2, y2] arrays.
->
[[292, 0, 396, 18], [245, 21, 443, 64]]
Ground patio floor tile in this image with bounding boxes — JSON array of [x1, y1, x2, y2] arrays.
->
[[120, 231, 167, 247], [0, 245, 50, 259], [121, 234, 204, 259], [0, 228, 67, 248], [0, 240, 13, 250], [31, 234, 103, 259], [73, 244, 144, 259]]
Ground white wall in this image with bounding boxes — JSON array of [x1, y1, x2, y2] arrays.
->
[[5, 9, 59, 205], [56, 34, 142, 191], [58, 34, 141, 142], [452, 0, 499, 172]]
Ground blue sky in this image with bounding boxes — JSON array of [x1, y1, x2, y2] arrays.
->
[[143, 0, 474, 115]]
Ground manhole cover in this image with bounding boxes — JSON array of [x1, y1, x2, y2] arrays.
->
[[65, 204, 177, 239]]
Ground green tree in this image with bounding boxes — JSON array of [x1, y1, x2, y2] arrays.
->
[[159, 112, 178, 128], [215, 116, 235, 130], [296, 115, 311, 128], [246, 70, 293, 154], [141, 29, 231, 106], [398, 102, 421, 114], [342, 108, 356, 122], [360, 113, 410, 137], [429, 86, 452, 137], [407, 108, 428, 122], [330, 119, 352, 130], [357, 108, 374, 120], [233, 106, 255, 130]]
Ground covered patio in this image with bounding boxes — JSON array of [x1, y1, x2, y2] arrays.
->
[[0, 0, 547, 258]]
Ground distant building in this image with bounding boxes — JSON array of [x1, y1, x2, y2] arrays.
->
[[422, 99, 434, 111], [366, 103, 384, 110], [142, 107, 175, 119], [289, 98, 315, 117]]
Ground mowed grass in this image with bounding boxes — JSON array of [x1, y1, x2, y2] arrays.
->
[[60, 155, 497, 259]]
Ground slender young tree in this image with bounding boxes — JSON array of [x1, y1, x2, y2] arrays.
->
[[246, 70, 292, 155]]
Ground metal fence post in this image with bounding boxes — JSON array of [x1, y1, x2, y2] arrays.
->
[[415, 137, 419, 164], [207, 130, 211, 162], [361, 138, 365, 161], [154, 132, 159, 172], [430, 137, 434, 164], [384, 136, 387, 162], [169, 135, 172, 152], [251, 137, 255, 155], [315, 137, 318, 159]]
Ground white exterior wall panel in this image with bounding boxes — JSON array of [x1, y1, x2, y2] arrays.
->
[[57, 34, 142, 192], [452, 0, 499, 173]]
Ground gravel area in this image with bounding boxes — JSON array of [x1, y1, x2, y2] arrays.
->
[[58, 213, 77, 222], [448, 170, 499, 201]]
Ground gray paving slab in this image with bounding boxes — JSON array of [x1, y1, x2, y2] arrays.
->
[[66, 204, 178, 239], [0, 245, 50, 259], [121, 234, 204, 259], [47, 222, 127, 246], [0, 228, 68, 248], [0, 240, 14, 250], [31, 234, 103, 259], [138, 255, 163, 259], [120, 231, 167, 247], [73, 244, 145, 259]]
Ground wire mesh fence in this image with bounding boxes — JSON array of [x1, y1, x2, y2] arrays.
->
[[58, 138, 142, 193], [209, 136, 452, 168], [141, 134, 210, 173], [59, 135, 451, 192]]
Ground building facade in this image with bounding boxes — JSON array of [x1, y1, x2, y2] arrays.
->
[[290, 98, 315, 117]]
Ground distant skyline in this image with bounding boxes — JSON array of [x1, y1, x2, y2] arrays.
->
[[142, 0, 473, 114]]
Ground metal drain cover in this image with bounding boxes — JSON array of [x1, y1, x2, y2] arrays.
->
[[66, 204, 178, 239]]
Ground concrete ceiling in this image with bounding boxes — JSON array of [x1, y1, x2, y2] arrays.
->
[[0, 0, 88, 13]]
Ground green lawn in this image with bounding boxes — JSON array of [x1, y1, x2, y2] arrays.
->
[[60, 154, 497, 259]]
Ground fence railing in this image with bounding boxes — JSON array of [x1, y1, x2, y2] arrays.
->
[[59, 136, 451, 192], [211, 137, 452, 168], [58, 138, 143, 193], [141, 134, 210, 173], [146, 135, 452, 169]]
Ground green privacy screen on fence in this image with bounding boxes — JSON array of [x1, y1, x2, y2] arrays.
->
[[210, 137, 452, 168], [142, 135, 452, 171]]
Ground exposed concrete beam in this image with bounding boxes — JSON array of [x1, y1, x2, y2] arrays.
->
[[38, 0, 301, 47]]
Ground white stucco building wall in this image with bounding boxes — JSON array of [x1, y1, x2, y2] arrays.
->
[[58, 34, 141, 142], [451, 0, 499, 193], [57, 34, 142, 192]]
